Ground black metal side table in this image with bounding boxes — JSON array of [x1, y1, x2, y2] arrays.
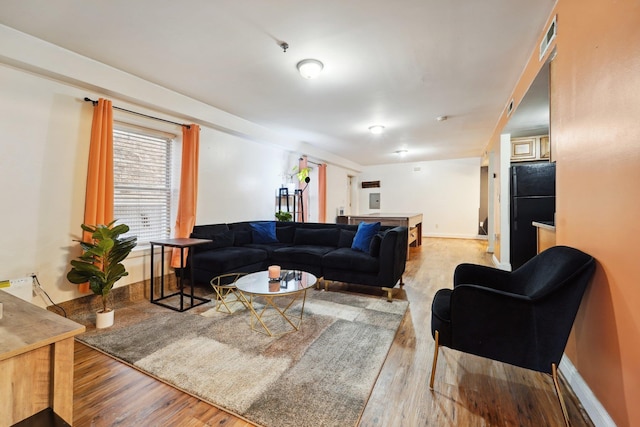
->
[[149, 238, 212, 312]]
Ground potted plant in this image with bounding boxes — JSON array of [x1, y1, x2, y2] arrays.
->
[[275, 210, 293, 222], [67, 221, 137, 328]]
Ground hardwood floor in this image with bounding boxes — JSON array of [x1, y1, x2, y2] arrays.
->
[[72, 238, 593, 426]]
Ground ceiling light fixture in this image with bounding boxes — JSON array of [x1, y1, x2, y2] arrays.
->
[[436, 115, 448, 121], [297, 59, 324, 79], [394, 149, 408, 157], [368, 125, 385, 135]]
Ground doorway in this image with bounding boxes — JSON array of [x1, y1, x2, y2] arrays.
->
[[478, 166, 489, 236]]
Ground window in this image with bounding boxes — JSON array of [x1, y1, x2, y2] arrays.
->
[[113, 127, 173, 245]]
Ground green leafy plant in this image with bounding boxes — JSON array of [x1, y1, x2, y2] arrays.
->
[[291, 165, 311, 183], [67, 221, 137, 313], [275, 210, 293, 222]]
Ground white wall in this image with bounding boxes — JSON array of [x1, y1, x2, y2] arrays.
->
[[0, 64, 93, 306], [196, 129, 287, 224], [357, 158, 482, 238], [326, 163, 353, 222]]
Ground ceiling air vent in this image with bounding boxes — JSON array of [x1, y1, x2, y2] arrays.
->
[[539, 16, 557, 60]]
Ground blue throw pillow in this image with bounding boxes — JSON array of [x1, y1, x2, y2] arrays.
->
[[250, 221, 278, 244], [351, 221, 381, 252]]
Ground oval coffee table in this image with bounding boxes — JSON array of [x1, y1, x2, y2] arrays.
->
[[235, 270, 317, 336]]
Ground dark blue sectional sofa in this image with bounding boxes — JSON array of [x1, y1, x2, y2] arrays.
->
[[187, 220, 408, 301]]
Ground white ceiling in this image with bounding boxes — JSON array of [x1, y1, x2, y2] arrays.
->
[[0, 0, 554, 166]]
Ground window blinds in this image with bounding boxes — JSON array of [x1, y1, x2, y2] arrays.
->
[[113, 128, 172, 245]]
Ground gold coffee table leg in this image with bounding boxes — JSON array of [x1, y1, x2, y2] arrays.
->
[[239, 293, 275, 336], [210, 273, 248, 314], [240, 289, 308, 337]]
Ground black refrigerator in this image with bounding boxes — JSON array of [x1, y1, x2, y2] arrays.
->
[[510, 162, 556, 270]]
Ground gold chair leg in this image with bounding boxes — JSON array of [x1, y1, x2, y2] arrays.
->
[[552, 363, 571, 427], [429, 330, 439, 390]]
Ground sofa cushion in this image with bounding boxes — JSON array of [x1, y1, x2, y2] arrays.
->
[[192, 224, 229, 236], [233, 230, 251, 246], [323, 247, 380, 274], [352, 221, 381, 252], [228, 223, 252, 246], [293, 228, 339, 247], [191, 247, 267, 273], [250, 221, 278, 244], [244, 242, 291, 256], [338, 229, 355, 248], [190, 229, 234, 251], [369, 234, 382, 257], [276, 226, 295, 243], [272, 245, 336, 266]]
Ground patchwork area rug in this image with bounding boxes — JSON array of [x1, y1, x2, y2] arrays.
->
[[76, 290, 408, 427]]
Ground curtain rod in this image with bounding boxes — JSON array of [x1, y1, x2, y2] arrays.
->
[[84, 97, 191, 129], [299, 157, 323, 166]]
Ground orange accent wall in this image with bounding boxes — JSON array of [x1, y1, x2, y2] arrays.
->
[[553, 1, 640, 425], [487, 1, 640, 425]]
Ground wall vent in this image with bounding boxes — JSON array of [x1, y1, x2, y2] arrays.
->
[[361, 180, 380, 188], [539, 16, 557, 60]]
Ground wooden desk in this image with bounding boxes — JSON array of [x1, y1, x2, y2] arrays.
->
[[346, 213, 423, 259], [0, 291, 85, 426]]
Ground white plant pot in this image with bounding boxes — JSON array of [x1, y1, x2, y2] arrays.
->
[[96, 309, 114, 329]]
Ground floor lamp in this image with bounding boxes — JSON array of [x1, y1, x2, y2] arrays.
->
[[298, 177, 310, 222]]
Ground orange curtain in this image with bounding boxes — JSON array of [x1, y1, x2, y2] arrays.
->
[[81, 98, 114, 292], [171, 124, 200, 268], [318, 163, 327, 222]]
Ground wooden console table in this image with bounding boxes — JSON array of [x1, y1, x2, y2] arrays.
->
[[0, 291, 85, 426], [345, 213, 423, 259]]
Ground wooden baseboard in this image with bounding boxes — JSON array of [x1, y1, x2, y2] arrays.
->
[[560, 355, 616, 426], [47, 277, 175, 317], [424, 233, 487, 240]]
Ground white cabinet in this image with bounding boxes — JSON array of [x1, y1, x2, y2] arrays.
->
[[511, 135, 551, 162]]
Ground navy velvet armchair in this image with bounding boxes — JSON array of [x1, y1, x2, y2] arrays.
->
[[429, 245, 595, 426]]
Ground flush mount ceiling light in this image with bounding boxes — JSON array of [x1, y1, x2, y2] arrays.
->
[[297, 59, 324, 79], [394, 149, 409, 157], [368, 125, 385, 135], [436, 115, 448, 121]]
